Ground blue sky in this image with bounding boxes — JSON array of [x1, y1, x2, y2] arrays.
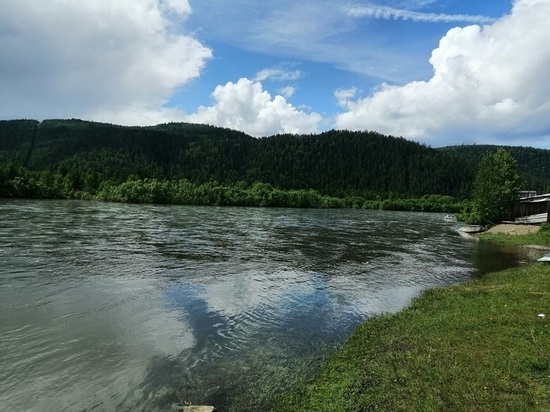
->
[[1, 0, 549, 148]]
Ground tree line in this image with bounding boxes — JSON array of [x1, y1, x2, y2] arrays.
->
[[0, 162, 468, 212], [0, 119, 474, 196], [1, 118, 545, 216]]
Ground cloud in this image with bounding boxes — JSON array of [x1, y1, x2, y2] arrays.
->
[[186, 1, 502, 86], [335, 0, 550, 146], [161, 0, 192, 16], [254, 64, 305, 82], [187, 1, 414, 81], [279, 86, 297, 99], [183, 78, 322, 136], [334, 87, 358, 109], [344, 5, 496, 24], [0, 0, 212, 125]]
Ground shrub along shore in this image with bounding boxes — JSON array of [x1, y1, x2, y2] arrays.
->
[[274, 228, 550, 411]]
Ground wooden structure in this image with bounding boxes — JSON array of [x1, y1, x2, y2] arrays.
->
[[519, 190, 537, 198], [510, 193, 550, 223]]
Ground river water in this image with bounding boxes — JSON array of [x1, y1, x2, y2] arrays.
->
[[0, 200, 527, 411]]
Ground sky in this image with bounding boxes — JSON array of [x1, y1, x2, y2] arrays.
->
[[1, 0, 549, 148]]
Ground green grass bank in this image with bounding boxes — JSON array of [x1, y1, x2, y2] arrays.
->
[[275, 232, 549, 411], [478, 223, 550, 248]]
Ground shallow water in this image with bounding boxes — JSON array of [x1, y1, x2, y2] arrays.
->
[[0, 200, 525, 411]]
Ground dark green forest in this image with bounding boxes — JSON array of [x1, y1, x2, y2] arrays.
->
[[440, 144, 550, 194], [1, 119, 548, 211]]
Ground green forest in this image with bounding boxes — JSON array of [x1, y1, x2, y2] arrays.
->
[[440, 144, 550, 193], [1, 119, 549, 211]]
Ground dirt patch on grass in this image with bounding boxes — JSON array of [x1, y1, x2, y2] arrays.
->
[[486, 224, 540, 235]]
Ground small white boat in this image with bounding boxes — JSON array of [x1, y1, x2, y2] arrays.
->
[[443, 214, 456, 222]]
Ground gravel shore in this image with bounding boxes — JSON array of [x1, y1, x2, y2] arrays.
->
[[486, 224, 540, 235]]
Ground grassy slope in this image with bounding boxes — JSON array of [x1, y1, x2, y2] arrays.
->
[[276, 237, 549, 411], [478, 230, 550, 248]]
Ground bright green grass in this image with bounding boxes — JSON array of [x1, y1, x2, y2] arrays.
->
[[275, 265, 550, 411]]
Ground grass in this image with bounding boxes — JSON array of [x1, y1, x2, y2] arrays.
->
[[275, 260, 549, 410], [478, 224, 550, 247]]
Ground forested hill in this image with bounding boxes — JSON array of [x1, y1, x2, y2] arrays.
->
[[439, 145, 550, 193], [0, 119, 476, 198]]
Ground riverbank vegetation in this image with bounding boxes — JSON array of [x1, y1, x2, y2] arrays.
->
[[0, 162, 469, 211], [276, 263, 549, 411], [274, 228, 550, 411]]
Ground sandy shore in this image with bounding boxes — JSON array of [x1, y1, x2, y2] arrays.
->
[[486, 224, 540, 235]]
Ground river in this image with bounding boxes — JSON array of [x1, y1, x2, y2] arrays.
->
[[0, 200, 526, 411]]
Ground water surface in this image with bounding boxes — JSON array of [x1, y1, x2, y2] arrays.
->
[[0, 200, 526, 411]]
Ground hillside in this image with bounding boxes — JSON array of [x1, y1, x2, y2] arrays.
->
[[0, 119, 474, 199], [440, 145, 550, 193]]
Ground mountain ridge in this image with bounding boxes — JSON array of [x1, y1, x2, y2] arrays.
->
[[1, 119, 548, 198]]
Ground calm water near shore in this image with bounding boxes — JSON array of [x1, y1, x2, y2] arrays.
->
[[0, 200, 527, 411]]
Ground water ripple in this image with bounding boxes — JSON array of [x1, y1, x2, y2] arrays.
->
[[0, 200, 525, 411]]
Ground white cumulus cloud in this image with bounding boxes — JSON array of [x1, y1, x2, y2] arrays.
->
[[0, 0, 212, 125], [335, 0, 550, 146], [183, 78, 322, 136], [334, 87, 358, 109]]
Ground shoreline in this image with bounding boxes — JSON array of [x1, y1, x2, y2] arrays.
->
[[275, 226, 550, 411]]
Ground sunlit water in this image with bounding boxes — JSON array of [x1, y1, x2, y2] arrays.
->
[[0, 200, 528, 411]]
